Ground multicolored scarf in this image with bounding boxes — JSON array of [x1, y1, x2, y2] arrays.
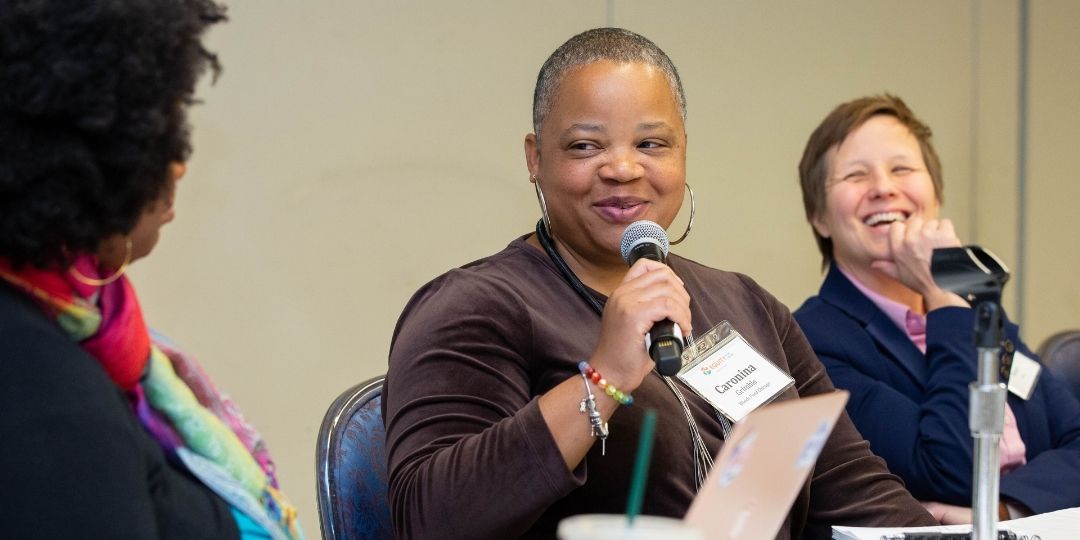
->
[[0, 257, 304, 540]]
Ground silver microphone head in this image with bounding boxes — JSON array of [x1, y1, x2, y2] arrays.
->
[[620, 220, 670, 264]]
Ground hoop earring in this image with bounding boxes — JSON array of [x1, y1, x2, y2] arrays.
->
[[532, 175, 552, 235], [69, 237, 132, 287], [669, 183, 695, 245]]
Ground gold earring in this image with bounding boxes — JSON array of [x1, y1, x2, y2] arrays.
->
[[69, 237, 132, 287]]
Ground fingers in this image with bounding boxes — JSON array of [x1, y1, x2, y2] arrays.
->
[[885, 216, 962, 270], [619, 259, 691, 334], [625, 257, 682, 283], [883, 216, 957, 297], [890, 217, 961, 254], [590, 261, 692, 390], [920, 217, 960, 248], [888, 216, 908, 254], [935, 218, 961, 247]]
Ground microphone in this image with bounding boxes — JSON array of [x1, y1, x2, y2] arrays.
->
[[620, 220, 684, 376]]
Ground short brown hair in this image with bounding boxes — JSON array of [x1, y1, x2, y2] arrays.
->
[[797, 94, 943, 269]]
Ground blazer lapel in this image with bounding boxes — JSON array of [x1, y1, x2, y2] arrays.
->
[[819, 266, 928, 389]]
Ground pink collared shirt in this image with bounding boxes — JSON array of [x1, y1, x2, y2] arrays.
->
[[838, 266, 1027, 473]]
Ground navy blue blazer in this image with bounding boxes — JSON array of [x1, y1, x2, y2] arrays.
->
[[794, 265, 1080, 514]]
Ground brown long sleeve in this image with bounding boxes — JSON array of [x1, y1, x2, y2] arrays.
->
[[384, 236, 935, 539]]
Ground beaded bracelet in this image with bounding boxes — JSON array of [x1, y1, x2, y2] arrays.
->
[[578, 361, 634, 406]]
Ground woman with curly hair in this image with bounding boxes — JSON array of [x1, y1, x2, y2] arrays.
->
[[0, 2, 303, 538]]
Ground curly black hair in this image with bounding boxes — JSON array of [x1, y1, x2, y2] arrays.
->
[[0, 0, 226, 268]]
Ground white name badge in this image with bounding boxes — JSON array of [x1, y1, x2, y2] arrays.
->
[[677, 321, 794, 422], [1008, 350, 1041, 400]]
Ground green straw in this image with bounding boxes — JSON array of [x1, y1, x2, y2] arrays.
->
[[626, 408, 658, 525]]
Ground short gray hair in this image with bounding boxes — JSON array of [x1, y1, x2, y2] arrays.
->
[[532, 27, 687, 136]]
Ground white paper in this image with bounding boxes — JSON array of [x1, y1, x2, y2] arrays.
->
[[832, 505, 1080, 539]]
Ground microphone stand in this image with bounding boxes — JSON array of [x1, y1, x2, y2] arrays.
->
[[930, 247, 1010, 540], [970, 302, 1006, 540]]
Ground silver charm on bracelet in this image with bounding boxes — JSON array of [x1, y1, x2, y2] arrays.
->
[[579, 373, 609, 455]]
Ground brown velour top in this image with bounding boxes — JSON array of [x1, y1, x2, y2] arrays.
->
[[384, 236, 935, 539]]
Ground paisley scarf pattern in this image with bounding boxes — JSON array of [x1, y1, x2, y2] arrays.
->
[[0, 258, 303, 540]]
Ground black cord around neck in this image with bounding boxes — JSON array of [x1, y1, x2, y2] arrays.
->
[[535, 219, 605, 316]]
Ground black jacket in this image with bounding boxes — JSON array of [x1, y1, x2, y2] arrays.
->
[[0, 281, 239, 540]]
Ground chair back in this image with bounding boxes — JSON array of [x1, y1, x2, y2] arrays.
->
[[316, 376, 393, 540], [1037, 330, 1080, 402]]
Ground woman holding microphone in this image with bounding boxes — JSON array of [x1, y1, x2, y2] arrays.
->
[[383, 29, 934, 539]]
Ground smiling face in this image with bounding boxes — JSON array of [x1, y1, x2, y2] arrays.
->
[[524, 60, 686, 268], [812, 115, 940, 274]]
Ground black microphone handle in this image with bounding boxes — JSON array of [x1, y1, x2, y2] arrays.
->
[[626, 240, 685, 375], [650, 319, 683, 376]]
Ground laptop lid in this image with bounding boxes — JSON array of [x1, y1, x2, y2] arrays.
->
[[683, 390, 849, 540]]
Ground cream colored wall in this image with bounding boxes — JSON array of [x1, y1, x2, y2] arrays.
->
[[129, 1, 1079, 531], [1025, 0, 1080, 345]]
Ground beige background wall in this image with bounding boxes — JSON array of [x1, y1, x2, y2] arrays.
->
[[129, 1, 1079, 531]]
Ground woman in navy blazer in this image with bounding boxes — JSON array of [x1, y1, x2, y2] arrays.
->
[[793, 95, 1080, 523]]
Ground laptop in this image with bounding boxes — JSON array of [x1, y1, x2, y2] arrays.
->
[[684, 390, 850, 540]]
